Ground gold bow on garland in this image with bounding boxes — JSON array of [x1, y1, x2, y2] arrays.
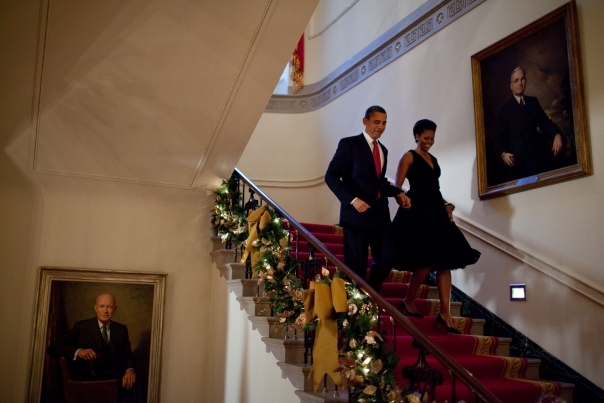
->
[[303, 278, 348, 392], [240, 206, 271, 277]]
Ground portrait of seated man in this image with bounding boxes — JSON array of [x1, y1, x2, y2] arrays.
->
[[495, 67, 566, 181], [47, 293, 141, 402]]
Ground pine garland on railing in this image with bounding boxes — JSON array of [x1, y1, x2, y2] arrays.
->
[[252, 206, 306, 327], [212, 181, 420, 403], [310, 273, 411, 403], [210, 178, 248, 247]]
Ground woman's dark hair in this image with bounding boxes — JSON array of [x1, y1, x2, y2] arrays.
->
[[413, 119, 437, 142], [365, 105, 387, 119]]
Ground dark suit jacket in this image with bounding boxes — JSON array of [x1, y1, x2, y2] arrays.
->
[[325, 134, 401, 230], [495, 95, 561, 160], [47, 317, 134, 380]]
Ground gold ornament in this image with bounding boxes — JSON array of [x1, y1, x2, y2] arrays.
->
[[364, 330, 383, 345], [294, 313, 306, 329], [406, 394, 422, 403], [349, 338, 358, 349], [348, 303, 358, 315], [339, 357, 356, 367], [371, 359, 383, 374], [362, 385, 377, 395], [321, 267, 330, 277], [279, 237, 288, 248]]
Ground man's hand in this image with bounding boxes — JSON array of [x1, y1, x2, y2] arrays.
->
[[352, 198, 371, 212], [396, 192, 411, 209], [122, 369, 136, 389], [445, 205, 454, 222], [501, 152, 515, 167], [552, 134, 563, 156], [77, 349, 97, 361]]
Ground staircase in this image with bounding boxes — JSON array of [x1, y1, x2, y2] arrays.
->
[[210, 220, 575, 403]]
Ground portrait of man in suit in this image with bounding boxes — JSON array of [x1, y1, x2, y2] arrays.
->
[[40, 280, 155, 403], [325, 105, 410, 291], [495, 67, 565, 181], [47, 293, 140, 401], [47, 293, 135, 382], [476, 17, 579, 190]]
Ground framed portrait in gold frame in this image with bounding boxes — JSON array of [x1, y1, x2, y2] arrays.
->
[[28, 267, 166, 403], [471, 1, 591, 199]]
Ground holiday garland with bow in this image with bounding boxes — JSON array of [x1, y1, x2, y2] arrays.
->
[[210, 178, 248, 247], [212, 184, 417, 403]]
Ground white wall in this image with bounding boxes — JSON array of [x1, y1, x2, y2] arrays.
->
[[239, 0, 604, 388], [0, 1, 303, 402], [305, 0, 426, 83]]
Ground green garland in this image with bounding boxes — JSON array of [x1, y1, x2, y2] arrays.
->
[[252, 206, 305, 328], [311, 273, 410, 403], [212, 184, 412, 402], [210, 178, 248, 247]]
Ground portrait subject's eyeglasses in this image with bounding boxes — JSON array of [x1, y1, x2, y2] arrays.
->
[[511, 78, 527, 84]]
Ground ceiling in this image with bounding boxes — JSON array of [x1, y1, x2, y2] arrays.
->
[[29, 0, 318, 187]]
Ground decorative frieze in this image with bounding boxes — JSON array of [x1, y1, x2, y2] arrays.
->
[[265, 0, 485, 114]]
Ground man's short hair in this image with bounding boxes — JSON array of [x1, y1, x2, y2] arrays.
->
[[365, 105, 387, 119], [510, 67, 526, 82], [413, 119, 437, 136]]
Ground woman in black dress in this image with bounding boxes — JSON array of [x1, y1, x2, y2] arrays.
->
[[393, 119, 480, 333]]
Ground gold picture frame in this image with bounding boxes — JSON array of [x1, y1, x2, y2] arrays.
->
[[471, 1, 591, 199], [28, 267, 167, 403]]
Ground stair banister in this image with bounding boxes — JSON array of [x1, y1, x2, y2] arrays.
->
[[232, 168, 502, 403]]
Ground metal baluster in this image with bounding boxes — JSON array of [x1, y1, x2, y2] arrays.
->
[[450, 369, 457, 403], [390, 315, 396, 352], [333, 384, 339, 397], [322, 374, 328, 394], [295, 229, 299, 262]]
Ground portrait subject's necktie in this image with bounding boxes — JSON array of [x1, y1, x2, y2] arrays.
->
[[373, 140, 381, 198], [101, 324, 109, 344], [520, 97, 526, 109]]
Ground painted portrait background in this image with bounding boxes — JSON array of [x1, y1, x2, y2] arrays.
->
[[479, 18, 577, 187], [42, 281, 154, 403]]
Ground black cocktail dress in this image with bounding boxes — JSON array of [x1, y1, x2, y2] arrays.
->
[[392, 150, 480, 271]]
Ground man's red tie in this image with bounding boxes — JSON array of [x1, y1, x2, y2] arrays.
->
[[373, 140, 381, 198]]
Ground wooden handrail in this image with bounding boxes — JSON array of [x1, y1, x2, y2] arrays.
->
[[233, 168, 502, 403]]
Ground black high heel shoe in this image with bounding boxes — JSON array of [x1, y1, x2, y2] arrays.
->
[[402, 301, 424, 318], [436, 314, 462, 334]]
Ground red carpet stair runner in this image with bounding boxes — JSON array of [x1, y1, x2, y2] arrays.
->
[[210, 222, 574, 403], [295, 223, 573, 403]]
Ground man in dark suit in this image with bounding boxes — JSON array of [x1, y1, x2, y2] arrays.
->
[[325, 105, 410, 291], [47, 293, 137, 397], [496, 67, 564, 180]]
